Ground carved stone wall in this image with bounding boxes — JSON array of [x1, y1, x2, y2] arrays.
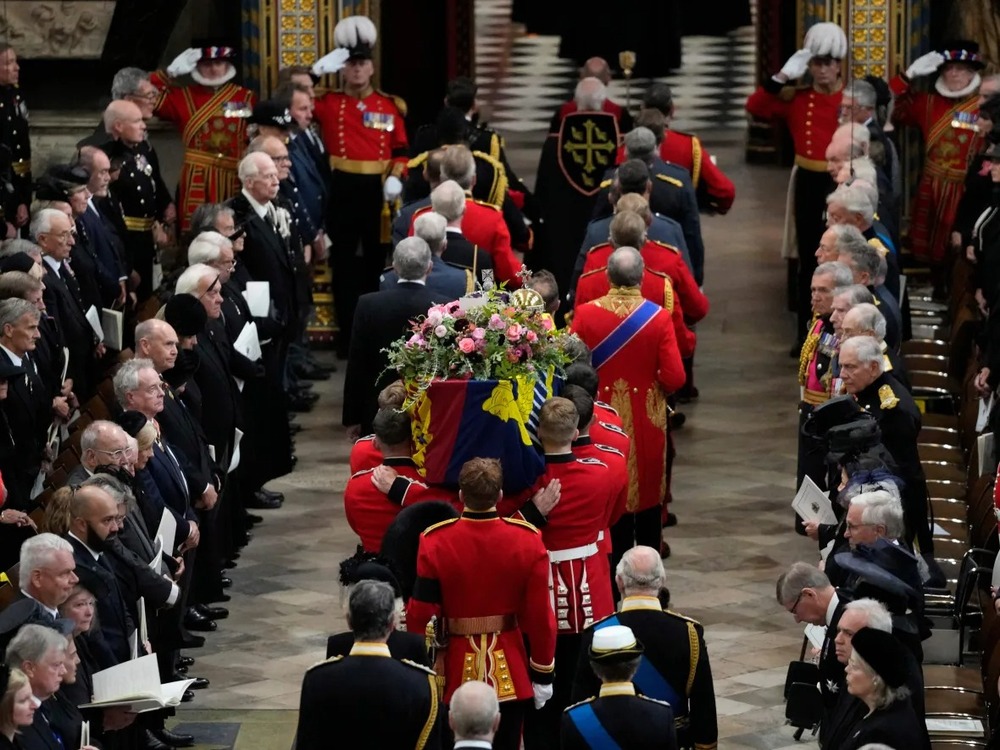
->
[[0, 1, 115, 59]]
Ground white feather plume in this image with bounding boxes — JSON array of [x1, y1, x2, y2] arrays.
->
[[334, 15, 378, 49], [804, 22, 847, 60]]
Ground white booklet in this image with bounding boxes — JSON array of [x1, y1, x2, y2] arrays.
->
[[804, 623, 826, 651], [85, 305, 104, 342], [791, 476, 838, 525], [80, 653, 194, 713], [242, 281, 270, 317], [154, 508, 177, 557], [227, 428, 244, 474], [234, 321, 262, 362], [925, 718, 984, 734], [978, 433, 995, 477], [101, 308, 124, 351]]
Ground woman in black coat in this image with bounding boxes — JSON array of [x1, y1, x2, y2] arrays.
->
[[0, 665, 35, 749]]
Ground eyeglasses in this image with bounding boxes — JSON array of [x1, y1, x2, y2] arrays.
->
[[214, 259, 237, 271], [789, 590, 805, 614], [129, 92, 159, 102], [96, 447, 131, 460], [272, 155, 291, 165], [45, 229, 76, 241], [845, 521, 875, 533]]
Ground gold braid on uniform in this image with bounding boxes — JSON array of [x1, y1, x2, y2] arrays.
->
[[685, 621, 699, 696], [797, 331, 820, 387]]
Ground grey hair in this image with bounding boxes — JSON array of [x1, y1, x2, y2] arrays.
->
[[574, 77, 607, 111], [0, 239, 42, 259], [845, 157, 877, 187], [833, 122, 871, 156], [5, 624, 67, 668], [814, 261, 854, 289], [430, 180, 467, 222], [561, 334, 591, 365], [449, 681, 500, 741], [776, 562, 831, 606], [624, 127, 657, 162], [844, 597, 893, 634], [237, 152, 272, 183], [607, 247, 644, 287], [851, 490, 905, 539], [0, 297, 39, 332], [827, 183, 874, 225], [845, 302, 887, 341], [111, 67, 149, 100], [189, 204, 235, 234], [113, 357, 156, 407], [833, 284, 875, 306], [830, 223, 869, 258], [188, 237, 225, 266], [844, 79, 877, 109], [837, 238, 881, 281], [847, 650, 911, 710], [440, 146, 476, 189], [840, 336, 885, 372], [29, 208, 66, 241], [850, 179, 880, 220], [348, 580, 396, 641], [615, 546, 665, 592], [392, 237, 432, 280], [19, 533, 73, 579], [82, 473, 136, 513], [80, 419, 121, 454], [175, 263, 218, 296], [413, 212, 448, 255]]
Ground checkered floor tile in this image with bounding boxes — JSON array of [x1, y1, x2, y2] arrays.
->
[[475, 0, 757, 134]]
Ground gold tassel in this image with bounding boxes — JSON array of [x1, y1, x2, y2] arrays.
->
[[380, 201, 391, 244]]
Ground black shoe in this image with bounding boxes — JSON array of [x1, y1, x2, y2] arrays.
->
[[145, 729, 172, 750], [179, 633, 205, 649], [294, 362, 331, 381], [196, 604, 229, 620], [151, 728, 195, 748], [223, 558, 238, 569], [176, 664, 188, 675], [180, 690, 195, 703], [185, 676, 210, 690], [289, 423, 302, 435], [670, 412, 686, 429], [660, 540, 671, 559], [184, 608, 218, 632], [259, 488, 285, 503], [288, 395, 315, 412], [208, 592, 231, 603], [246, 490, 282, 509], [663, 512, 678, 528], [247, 512, 264, 524], [220, 577, 233, 589], [177, 656, 195, 668]]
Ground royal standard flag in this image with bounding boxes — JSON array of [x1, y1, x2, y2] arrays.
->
[[410, 377, 548, 494]]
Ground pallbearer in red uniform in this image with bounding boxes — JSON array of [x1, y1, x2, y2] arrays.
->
[[407, 458, 557, 750], [890, 41, 984, 295], [570, 248, 685, 561], [152, 44, 255, 233], [746, 22, 846, 348], [311, 16, 409, 355]]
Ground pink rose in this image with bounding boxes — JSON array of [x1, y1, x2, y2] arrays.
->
[[526, 330, 538, 343], [406, 334, 424, 348], [505, 324, 522, 341], [488, 314, 505, 330], [541, 316, 555, 331], [434, 325, 448, 338], [427, 309, 444, 327], [458, 338, 476, 354], [472, 327, 486, 340]]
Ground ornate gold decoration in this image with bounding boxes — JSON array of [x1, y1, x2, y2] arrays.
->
[[878, 384, 899, 409], [610, 379, 640, 511], [490, 648, 516, 699], [594, 287, 644, 317]]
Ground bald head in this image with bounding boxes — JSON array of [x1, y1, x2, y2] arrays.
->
[[616, 545, 665, 595], [607, 246, 644, 288], [581, 57, 612, 84], [103, 99, 145, 143], [449, 680, 501, 741], [135, 318, 179, 373]]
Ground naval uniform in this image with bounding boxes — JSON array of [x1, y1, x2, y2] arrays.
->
[[562, 681, 679, 750], [0, 82, 29, 230]]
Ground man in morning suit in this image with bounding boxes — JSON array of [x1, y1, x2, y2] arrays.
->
[[296, 580, 441, 750], [562, 624, 678, 749], [343, 236, 437, 439]]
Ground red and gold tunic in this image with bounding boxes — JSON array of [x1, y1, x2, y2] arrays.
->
[[313, 86, 408, 178], [570, 287, 685, 513], [889, 75, 980, 263], [746, 83, 842, 172], [407, 509, 557, 703], [798, 315, 835, 406], [151, 73, 255, 233], [349, 434, 381, 474]]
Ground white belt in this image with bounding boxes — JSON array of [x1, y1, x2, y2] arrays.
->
[[549, 542, 598, 563], [597, 530, 605, 542]]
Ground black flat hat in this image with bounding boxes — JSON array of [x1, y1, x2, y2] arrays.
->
[[164, 293, 208, 337], [850, 627, 909, 688]]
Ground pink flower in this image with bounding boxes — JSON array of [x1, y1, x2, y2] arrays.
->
[[472, 327, 486, 340], [526, 330, 538, 343], [488, 314, 505, 330], [406, 334, 425, 348], [434, 325, 448, 338], [540, 316, 555, 331], [507, 350, 520, 362], [505, 324, 523, 341], [458, 338, 476, 354], [426, 309, 444, 327]]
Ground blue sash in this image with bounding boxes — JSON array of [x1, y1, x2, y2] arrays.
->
[[568, 703, 622, 750], [595, 616, 683, 710], [591, 300, 660, 370]]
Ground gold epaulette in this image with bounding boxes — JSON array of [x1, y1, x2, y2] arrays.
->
[[690, 135, 703, 189], [867, 237, 889, 258], [656, 173, 683, 188], [666, 609, 701, 626], [377, 90, 407, 117], [580, 267, 606, 278], [564, 697, 596, 712], [650, 239, 682, 255], [487, 132, 502, 161], [407, 151, 430, 170], [422, 517, 459, 536], [306, 654, 344, 672], [472, 150, 507, 207], [400, 658, 436, 675], [471, 198, 501, 212], [778, 85, 801, 102], [586, 242, 611, 255], [878, 383, 899, 410], [599, 178, 613, 189], [502, 517, 540, 533], [412, 204, 432, 220]]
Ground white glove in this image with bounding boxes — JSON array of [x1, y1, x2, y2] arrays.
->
[[906, 51, 945, 79], [167, 48, 203, 78], [312, 47, 351, 77], [383, 175, 403, 201], [779, 49, 814, 80], [532, 682, 553, 709]]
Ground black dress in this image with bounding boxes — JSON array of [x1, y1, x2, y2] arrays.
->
[[838, 699, 926, 750]]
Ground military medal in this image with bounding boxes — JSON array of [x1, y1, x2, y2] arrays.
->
[[223, 101, 253, 118], [136, 153, 153, 177], [818, 332, 838, 357]]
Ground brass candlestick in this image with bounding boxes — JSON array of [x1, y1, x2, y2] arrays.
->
[[619, 50, 636, 114]]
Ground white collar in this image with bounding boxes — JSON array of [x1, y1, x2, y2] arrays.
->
[[0, 344, 22, 367], [398, 278, 426, 286], [454, 742, 493, 749], [349, 641, 391, 657], [620, 595, 662, 612], [42, 255, 62, 275], [68, 531, 101, 561], [935, 73, 981, 99], [30, 695, 43, 708], [826, 591, 840, 626], [190, 66, 236, 87], [19, 592, 59, 620], [242, 189, 270, 219]]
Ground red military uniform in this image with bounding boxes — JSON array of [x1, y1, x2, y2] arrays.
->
[[572, 436, 628, 563], [594, 401, 623, 428], [889, 75, 979, 263], [592, 416, 630, 459], [412, 199, 522, 286], [151, 72, 255, 233], [314, 87, 409, 177], [344, 457, 457, 552], [407, 509, 557, 703], [349, 435, 381, 474], [571, 288, 685, 515]]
